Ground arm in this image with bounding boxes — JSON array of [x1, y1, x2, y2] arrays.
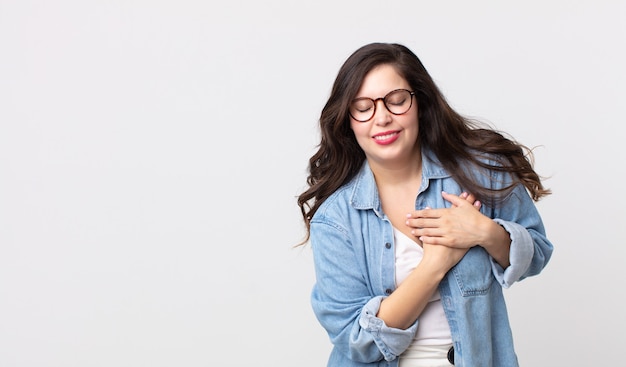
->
[[439, 191, 513, 268], [376, 244, 462, 329], [491, 183, 553, 286], [310, 220, 417, 363], [406, 190, 509, 263], [407, 187, 553, 287], [377, 192, 481, 329]]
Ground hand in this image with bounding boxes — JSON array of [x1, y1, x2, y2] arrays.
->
[[456, 191, 482, 210], [419, 238, 469, 275], [406, 191, 488, 249]]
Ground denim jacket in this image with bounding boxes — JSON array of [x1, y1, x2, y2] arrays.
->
[[309, 150, 553, 367]]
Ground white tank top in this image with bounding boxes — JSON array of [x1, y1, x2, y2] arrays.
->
[[393, 227, 453, 346]]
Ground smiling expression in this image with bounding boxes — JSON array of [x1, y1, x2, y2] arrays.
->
[[349, 64, 420, 167]]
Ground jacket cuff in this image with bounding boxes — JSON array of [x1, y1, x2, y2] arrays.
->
[[491, 219, 534, 288], [358, 296, 418, 361]]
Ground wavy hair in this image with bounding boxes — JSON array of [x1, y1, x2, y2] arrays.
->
[[297, 43, 550, 244]]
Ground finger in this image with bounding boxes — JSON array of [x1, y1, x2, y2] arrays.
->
[[406, 217, 440, 231], [455, 191, 481, 210], [407, 209, 444, 224], [441, 191, 467, 207], [412, 226, 446, 239], [406, 206, 438, 220], [464, 193, 481, 210], [418, 235, 454, 247]]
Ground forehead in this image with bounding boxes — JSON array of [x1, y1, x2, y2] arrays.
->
[[356, 64, 409, 98]]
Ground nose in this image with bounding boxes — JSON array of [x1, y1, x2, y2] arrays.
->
[[372, 99, 391, 126]]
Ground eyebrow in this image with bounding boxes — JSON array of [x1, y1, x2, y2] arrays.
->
[[354, 88, 409, 99]]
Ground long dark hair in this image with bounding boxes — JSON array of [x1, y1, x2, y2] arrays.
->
[[297, 43, 550, 244]]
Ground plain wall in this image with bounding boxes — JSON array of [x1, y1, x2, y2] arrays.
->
[[1, 1, 624, 366]]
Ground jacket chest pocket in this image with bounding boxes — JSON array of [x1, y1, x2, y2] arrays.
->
[[451, 247, 494, 296]]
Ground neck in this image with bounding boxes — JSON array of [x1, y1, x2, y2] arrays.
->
[[368, 153, 422, 188]]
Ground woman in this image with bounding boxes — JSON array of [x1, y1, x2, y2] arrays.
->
[[297, 43, 553, 366]]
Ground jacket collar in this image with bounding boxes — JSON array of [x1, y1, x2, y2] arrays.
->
[[349, 149, 450, 214]]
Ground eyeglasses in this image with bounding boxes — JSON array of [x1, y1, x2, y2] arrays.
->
[[349, 89, 415, 122]]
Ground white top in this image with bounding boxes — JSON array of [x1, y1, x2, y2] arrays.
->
[[393, 227, 453, 346]]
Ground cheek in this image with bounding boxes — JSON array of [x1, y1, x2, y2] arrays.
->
[[349, 124, 370, 148], [401, 113, 419, 130], [350, 121, 367, 137]]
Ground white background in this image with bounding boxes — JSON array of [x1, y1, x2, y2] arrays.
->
[[1, 1, 625, 366]]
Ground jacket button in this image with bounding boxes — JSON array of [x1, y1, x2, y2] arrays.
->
[[385, 242, 391, 249], [385, 288, 393, 295]]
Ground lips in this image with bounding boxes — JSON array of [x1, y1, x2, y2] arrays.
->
[[373, 130, 400, 145]]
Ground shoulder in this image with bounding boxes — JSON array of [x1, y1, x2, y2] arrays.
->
[[312, 162, 375, 224], [311, 180, 356, 225], [307, 183, 358, 246]]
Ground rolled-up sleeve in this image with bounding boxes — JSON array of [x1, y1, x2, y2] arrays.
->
[[310, 219, 417, 363], [489, 183, 554, 288], [491, 219, 534, 287], [358, 296, 418, 361]]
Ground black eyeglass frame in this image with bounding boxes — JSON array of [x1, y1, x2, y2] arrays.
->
[[349, 89, 416, 122]]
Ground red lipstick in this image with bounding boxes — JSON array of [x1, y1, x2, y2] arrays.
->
[[372, 130, 400, 145]]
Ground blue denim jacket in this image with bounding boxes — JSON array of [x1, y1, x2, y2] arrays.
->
[[309, 150, 553, 367]]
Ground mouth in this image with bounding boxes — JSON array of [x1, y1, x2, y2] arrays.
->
[[373, 131, 399, 141], [372, 130, 401, 145]]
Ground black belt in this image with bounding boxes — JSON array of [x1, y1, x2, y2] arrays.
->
[[447, 346, 455, 365]]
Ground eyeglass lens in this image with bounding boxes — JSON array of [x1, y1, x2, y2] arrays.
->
[[349, 89, 413, 122]]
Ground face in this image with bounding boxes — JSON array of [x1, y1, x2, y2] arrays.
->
[[350, 64, 420, 168]]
